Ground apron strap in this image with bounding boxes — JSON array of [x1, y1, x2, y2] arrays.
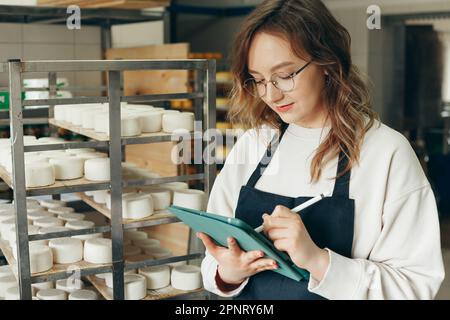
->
[[332, 149, 351, 197], [246, 122, 289, 188]]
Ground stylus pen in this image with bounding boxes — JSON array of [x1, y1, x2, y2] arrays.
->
[[254, 191, 331, 233]]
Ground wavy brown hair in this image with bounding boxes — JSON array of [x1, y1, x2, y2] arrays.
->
[[228, 0, 379, 182]]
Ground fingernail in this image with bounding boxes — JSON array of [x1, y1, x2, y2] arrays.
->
[[196, 232, 200, 238]]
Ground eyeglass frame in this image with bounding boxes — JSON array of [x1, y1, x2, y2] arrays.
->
[[243, 60, 313, 98]]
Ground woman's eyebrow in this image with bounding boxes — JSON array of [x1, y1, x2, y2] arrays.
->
[[248, 61, 296, 75]]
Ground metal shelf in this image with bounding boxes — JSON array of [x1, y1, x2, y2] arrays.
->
[[2, 58, 216, 300]]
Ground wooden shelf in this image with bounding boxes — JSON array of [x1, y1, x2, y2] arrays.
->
[[0, 240, 110, 281], [87, 275, 205, 300], [76, 192, 179, 225], [49, 118, 190, 144]]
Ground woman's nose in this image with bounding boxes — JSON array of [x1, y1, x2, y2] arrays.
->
[[265, 81, 284, 103]]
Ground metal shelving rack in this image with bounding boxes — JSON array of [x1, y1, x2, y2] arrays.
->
[[0, 58, 216, 300]]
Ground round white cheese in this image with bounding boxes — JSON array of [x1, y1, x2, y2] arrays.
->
[[124, 245, 142, 257], [84, 158, 110, 181], [48, 206, 75, 215], [57, 212, 85, 222], [139, 265, 170, 290], [25, 162, 55, 188], [31, 281, 54, 296], [92, 190, 108, 204], [29, 244, 53, 274], [55, 278, 84, 293], [120, 115, 142, 137], [84, 238, 112, 264], [123, 194, 154, 219], [68, 289, 98, 300], [67, 220, 102, 241], [138, 111, 163, 133], [0, 265, 13, 278], [124, 230, 148, 242], [34, 217, 64, 228], [170, 265, 202, 291], [105, 274, 147, 300], [48, 237, 83, 264], [132, 238, 160, 249], [40, 199, 67, 209], [36, 288, 67, 300], [144, 247, 172, 260], [162, 112, 194, 133], [0, 203, 13, 212], [49, 157, 84, 180], [0, 275, 17, 298], [147, 189, 171, 210], [5, 286, 19, 300], [173, 189, 206, 211], [26, 202, 44, 213], [28, 210, 55, 224]]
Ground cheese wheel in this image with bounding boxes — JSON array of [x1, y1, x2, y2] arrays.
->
[[138, 111, 163, 133], [144, 247, 172, 260], [92, 190, 108, 204], [64, 220, 101, 240], [124, 230, 148, 242], [162, 112, 194, 133], [124, 245, 142, 257], [81, 109, 100, 129], [25, 162, 55, 188], [40, 199, 67, 209], [0, 203, 13, 212], [123, 194, 154, 219], [28, 210, 55, 224], [68, 289, 98, 300], [26, 202, 44, 213], [0, 218, 16, 240], [172, 189, 206, 211], [48, 207, 75, 215], [5, 286, 19, 300], [84, 158, 110, 181], [57, 212, 85, 222], [119, 115, 142, 137], [29, 244, 53, 274], [139, 265, 170, 290], [0, 265, 13, 278], [148, 189, 171, 210], [84, 238, 112, 264], [36, 288, 67, 300], [54, 105, 68, 121], [132, 238, 160, 249], [48, 238, 83, 264], [32, 281, 54, 296], [0, 275, 17, 298], [34, 217, 64, 228], [49, 157, 84, 180], [0, 210, 14, 224], [55, 278, 84, 293], [5, 224, 40, 246], [94, 112, 108, 133], [105, 274, 147, 300], [170, 265, 202, 291]]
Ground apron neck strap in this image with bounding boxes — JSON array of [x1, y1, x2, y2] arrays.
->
[[246, 122, 289, 188], [332, 149, 350, 197]]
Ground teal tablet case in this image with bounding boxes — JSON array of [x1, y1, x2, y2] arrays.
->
[[168, 205, 310, 282]]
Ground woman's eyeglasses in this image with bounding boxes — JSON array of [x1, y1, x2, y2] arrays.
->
[[243, 61, 312, 98]]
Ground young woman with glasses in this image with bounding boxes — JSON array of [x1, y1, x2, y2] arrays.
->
[[197, 0, 445, 300]]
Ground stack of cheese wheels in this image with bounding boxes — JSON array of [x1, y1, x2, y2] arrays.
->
[[147, 189, 171, 211], [144, 247, 172, 260], [26, 201, 44, 213], [56, 278, 84, 293], [0, 274, 17, 299], [6, 225, 41, 248], [139, 265, 171, 290], [84, 238, 112, 264], [124, 245, 142, 257], [58, 212, 85, 223], [170, 265, 203, 291], [123, 193, 154, 219], [84, 158, 110, 181], [29, 244, 53, 273], [124, 230, 148, 242], [162, 112, 195, 133], [104, 274, 147, 300], [28, 210, 55, 225], [49, 156, 84, 180], [40, 199, 66, 209], [0, 218, 17, 241], [68, 289, 98, 300], [48, 238, 83, 264], [132, 238, 160, 252], [5, 286, 20, 300], [48, 206, 74, 215], [36, 288, 67, 300], [25, 162, 55, 187], [31, 281, 54, 296], [173, 189, 206, 211], [33, 217, 64, 228], [65, 220, 102, 241]]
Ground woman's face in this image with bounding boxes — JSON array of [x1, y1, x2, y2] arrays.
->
[[248, 32, 329, 128]]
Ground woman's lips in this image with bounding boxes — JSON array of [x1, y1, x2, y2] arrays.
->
[[276, 103, 294, 112]]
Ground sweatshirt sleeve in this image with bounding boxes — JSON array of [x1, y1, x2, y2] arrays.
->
[[308, 134, 445, 300]]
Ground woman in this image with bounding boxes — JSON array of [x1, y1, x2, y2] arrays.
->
[[197, 0, 445, 299]]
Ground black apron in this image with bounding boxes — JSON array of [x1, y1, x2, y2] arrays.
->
[[234, 122, 355, 300]]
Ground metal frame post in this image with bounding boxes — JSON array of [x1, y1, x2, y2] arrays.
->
[[9, 59, 32, 300], [108, 70, 125, 300]]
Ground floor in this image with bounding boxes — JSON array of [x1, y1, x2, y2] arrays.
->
[[436, 216, 450, 300]]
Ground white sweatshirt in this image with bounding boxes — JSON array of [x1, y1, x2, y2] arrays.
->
[[201, 121, 445, 300]]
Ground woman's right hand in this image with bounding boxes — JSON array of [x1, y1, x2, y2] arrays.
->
[[197, 232, 278, 286]]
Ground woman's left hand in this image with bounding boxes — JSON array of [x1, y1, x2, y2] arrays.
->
[[263, 205, 330, 281]]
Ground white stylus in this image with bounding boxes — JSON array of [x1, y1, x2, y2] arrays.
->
[[254, 191, 331, 233]]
